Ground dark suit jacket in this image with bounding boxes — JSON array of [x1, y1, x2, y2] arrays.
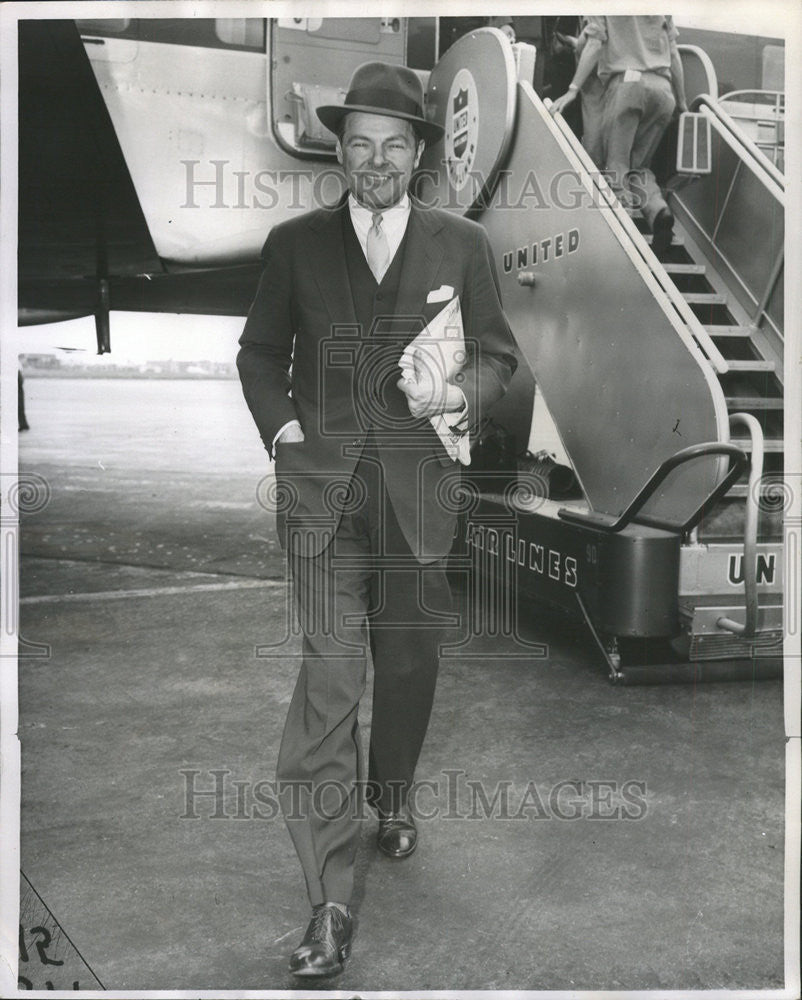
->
[[237, 195, 517, 562]]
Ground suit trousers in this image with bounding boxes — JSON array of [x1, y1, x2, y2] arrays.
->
[[276, 445, 453, 906], [602, 71, 675, 227]]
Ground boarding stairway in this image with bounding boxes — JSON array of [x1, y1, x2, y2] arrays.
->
[[658, 46, 785, 508], [416, 30, 785, 679], [548, 67, 786, 519], [657, 80, 785, 508], [637, 210, 784, 506], [538, 91, 784, 673], [546, 65, 785, 671]]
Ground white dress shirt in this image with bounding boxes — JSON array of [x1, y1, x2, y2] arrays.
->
[[347, 193, 410, 281]]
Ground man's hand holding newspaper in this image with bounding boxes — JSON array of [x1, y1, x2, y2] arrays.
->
[[396, 296, 471, 464]]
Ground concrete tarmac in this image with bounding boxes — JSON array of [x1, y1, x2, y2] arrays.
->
[[17, 376, 786, 993]]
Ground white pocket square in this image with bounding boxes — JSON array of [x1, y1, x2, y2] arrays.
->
[[426, 285, 454, 304]]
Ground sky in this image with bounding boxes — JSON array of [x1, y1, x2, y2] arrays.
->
[[675, 6, 788, 38]]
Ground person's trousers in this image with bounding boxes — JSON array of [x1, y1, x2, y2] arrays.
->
[[602, 71, 675, 228], [276, 448, 452, 906], [581, 73, 606, 168]]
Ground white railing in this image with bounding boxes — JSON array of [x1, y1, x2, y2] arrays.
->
[[718, 89, 784, 171], [545, 96, 731, 376]]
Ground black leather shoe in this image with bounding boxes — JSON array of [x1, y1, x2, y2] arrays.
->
[[288, 903, 353, 978], [651, 206, 675, 259], [377, 811, 418, 858]]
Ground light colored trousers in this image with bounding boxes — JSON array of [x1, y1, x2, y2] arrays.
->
[[601, 71, 676, 227], [581, 73, 606, 167]]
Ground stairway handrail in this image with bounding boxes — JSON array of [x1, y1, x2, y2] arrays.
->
[[716, 413, 765, 638], [557, 441, 749, 535], [677, 43, 719, 102], [719, 88, 784, 110], [545, 97, 731, 376], [693, 93, 785, 194]]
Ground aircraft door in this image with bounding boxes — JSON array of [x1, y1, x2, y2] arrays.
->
[[76, 19, 138, 63], [417, 28, 517, 214], [270, 18, 406, 155]]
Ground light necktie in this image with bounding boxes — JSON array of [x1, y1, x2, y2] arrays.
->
[[366, 212, 390, 282]]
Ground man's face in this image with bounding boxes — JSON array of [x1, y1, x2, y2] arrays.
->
[[337, 112, 424, 211]]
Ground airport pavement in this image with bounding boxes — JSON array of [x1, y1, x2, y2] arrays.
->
[[16, 376, 786, 992]]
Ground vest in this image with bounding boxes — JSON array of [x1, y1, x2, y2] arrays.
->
[[342, 209, 414, 440], [342, 207, 408, 333]]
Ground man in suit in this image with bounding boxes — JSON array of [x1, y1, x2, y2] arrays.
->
[[237, 61, 516, 977]]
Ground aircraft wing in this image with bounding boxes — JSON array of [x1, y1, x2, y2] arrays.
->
[[17, 19, 259, 337]]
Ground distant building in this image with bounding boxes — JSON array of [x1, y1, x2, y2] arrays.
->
[[21, 353, 237, 379], [20, 353, 61, 369]]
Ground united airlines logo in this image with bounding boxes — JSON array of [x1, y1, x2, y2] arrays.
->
[[503, 229, 581, 273], [466, 522, 578, 589], [728, 552, 777, 586], [445, 68, 479, 192], [452, 88, 469, 159]]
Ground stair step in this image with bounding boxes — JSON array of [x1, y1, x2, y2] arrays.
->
[[725, 360, 776, 372], [727, 483, 776, 500], [662, 263, 706, 275], [726, 484, 748, 498], [726, 396, 784, 410], [731, 437, 785, 453], [644, 233, 684, 246], [683, 292, 727, 305], [727, 484, 755, 498], [704, 325, 755, 338]]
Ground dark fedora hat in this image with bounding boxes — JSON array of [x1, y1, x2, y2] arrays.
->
[[316, 61, 444, 144]]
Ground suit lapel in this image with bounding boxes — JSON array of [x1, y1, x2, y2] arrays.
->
[[305, 195, 445, 326], [306, 199, 357, 325], [395, 201, 445, 321]]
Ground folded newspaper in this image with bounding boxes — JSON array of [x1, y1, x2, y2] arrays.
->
[[398, 296, 471, 464]]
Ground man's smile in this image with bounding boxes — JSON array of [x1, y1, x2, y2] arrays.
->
[[356, 171, 398, 187]]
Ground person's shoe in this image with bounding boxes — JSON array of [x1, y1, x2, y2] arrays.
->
[[288, 903, 353, 978], [651, 207, 675, 259], [377, 811, 418, 859]]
